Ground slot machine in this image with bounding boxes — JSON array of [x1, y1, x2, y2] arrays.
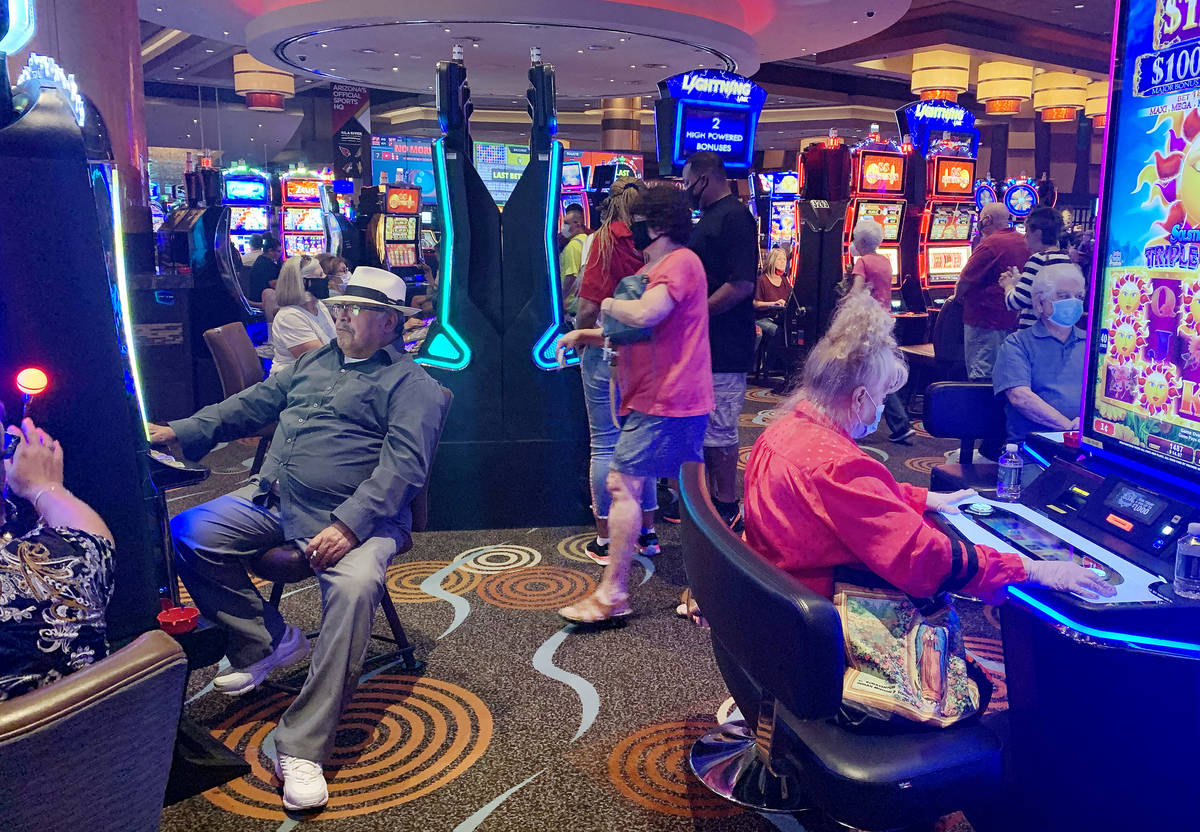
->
[[763, 171, 800, 278], [278, 171, 328, 258], [919, 155, 976, 305], [939, 6, 1199, 827], [382, 184, 423, 274], [1003, 178, 1038, 235], [843, 147, 908, 309], [214, 165, 271, 317]]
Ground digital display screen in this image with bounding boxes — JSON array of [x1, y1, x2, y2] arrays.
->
[[386, 243, 417, 267], [679, 104, 751, 164], [225, 178, 268, 202], [1103, 483, 1168, 524], [284, 207, 324, 232], [283, 178, 322, 204], [971, 509, 1123, 585], [371, 136, 436, 201], [926, 245, 972, 280], [562, 161, 585, 190], [928, 203, 972, 242], [229, 206, 270, 233], [932, 157, 976, 197], [386, 187, 421, 214], [385, 215, 417, 241], [855, 201, 904, 242], [1085, 1, 1200, 477], [282, 233, 326, 257], [771, 172, 800, 197], [769, 199, 796, 245], [856, 152, 906, 196]]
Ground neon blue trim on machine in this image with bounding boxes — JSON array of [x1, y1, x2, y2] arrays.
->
[[1021, 442, 1050, 468], [1, 0, 36, 54], [532, 139, 577, 369], [415, 138, 472, 371], [1007, 586, 1200, 655]]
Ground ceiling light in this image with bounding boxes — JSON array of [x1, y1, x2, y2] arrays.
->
[[250, 137, 254, 142], [443, 27, 451, 33], [359, 48, 378, 54], [392, 67, 399, 71], [156, 6, 163, 11], [853, 19, 859, 24], [320, 43, 327, 48], [577, 49, 583, 53], [205, 49, 215, 53], [223, 31, 230, 36], [193, 118, 198, 123], [258, 123, 263, 127], [630, 64, 636, 69], [609, 78, 614, 82], [173, 65, 182, 70], [394, 52, 400, 57], [177, 76, 184, 80]]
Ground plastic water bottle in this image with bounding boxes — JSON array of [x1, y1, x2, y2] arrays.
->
[[1174, 523, 1200, 599], [997, 443, 1023, 502]]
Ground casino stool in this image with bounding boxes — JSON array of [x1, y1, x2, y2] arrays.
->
[[679, 461, 1004, 827], [924, 382, 1007, 496], [247, 387, 453, 689], [0, 630, 188, 832], [202, 321, 274, 475]]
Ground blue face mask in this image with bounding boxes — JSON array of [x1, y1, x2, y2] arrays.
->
[[851, 390, 886, 439], [1050, 297, 1084, 327]]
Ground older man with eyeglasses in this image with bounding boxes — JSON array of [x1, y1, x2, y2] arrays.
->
[[148, 266, 448, 812]]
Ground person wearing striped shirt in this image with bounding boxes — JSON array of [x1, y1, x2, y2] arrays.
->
[[1000, 206, 1071, 330]]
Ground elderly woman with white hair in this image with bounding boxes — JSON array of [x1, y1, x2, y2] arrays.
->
[[268, 255, 337, 375], [848, 218, 891, 307], [847, 218, 914, 441], [742, 289, 1113, 606], [993, 261, 1088, 443]]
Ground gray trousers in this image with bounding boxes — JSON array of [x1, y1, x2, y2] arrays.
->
[[172, 484, 397, 762]]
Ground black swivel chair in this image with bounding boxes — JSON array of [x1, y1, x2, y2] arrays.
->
[[924, 382, 1008, 495], [679, 462, 1004, 829]]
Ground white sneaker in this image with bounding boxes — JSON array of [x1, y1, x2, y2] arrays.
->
[[274, 753, 328, 811], [213, 624, 309, 695]]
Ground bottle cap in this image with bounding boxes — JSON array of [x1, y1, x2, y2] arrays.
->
[[1005, 443, 1018, 453], [1189, 522, 1200, 536]]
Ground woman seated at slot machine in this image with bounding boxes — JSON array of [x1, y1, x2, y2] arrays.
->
[[0, 412, 116, 701], [753, 247, 791, 360], [742, 290, 1114, 609], [268, 256, 337, 376]]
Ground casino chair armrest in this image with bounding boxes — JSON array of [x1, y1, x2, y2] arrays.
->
[[923, 382, 1007, 441]]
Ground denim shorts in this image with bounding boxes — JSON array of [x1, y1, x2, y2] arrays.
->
[[611, 410, 708, 479], [703, 372, 748, 447]]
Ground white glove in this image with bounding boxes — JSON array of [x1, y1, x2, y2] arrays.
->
[[1023, 559, 1117, 600]]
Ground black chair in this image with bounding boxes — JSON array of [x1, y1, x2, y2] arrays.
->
[[679, 462, 1004, 829], [924, 382, 1007, 495], [247, 388, 453, 686]]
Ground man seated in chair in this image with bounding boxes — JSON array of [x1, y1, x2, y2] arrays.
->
[[992, 263, 1087, 444], [148, 266, 447, 812]]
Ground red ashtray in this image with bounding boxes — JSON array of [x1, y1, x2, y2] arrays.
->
[[157, 605, 200, 634], [1064, 431, 1080, 448]]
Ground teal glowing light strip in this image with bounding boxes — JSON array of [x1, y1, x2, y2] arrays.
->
[[108, 167, 151, 438], [532, 140, 577, 369], [1007, 586, 1200, 655], [0, 1, 36, 53], [415, 138, 471, 371]]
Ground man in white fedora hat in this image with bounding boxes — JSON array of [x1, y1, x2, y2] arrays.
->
[[149, 266, 445, 812]]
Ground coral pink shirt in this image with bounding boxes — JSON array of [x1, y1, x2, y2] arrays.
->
[[742, 400, 1026, 604], [617, 247, 714, 418], [852, 252, 894, 308]]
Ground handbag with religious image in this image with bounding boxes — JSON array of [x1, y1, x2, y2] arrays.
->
[[833, 582, 992, 731]]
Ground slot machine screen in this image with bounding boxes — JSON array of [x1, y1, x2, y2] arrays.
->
[[562, 161, 585, 190], [771, 172, 800, 197], [386, 186, 421, 213], [283, 233, 326, 258], [928, 204, 972, 242], [225, 178, 268, 202], [856, 152, 906, 195], [931, 157, 975, 198], [926, 245, 972, 281], [284, 208, 324, 232], [856, 201, 903, 242], [386, 243, 417, 267], [229, 206, 270, 232], [283, 179, 322, 204], [384, 215, 417, 241]]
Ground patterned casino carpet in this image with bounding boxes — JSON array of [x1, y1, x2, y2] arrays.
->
[[159, 383, 1004, 832]]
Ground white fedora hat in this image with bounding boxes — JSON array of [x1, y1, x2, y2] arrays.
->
[[325, 266, 419, 315]]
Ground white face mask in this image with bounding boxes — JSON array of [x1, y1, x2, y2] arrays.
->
[[561, 224, 572, 238], [850, 389, 885, 439]]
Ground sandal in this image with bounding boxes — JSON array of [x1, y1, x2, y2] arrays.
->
[[559, 590, 632, 627], [674, 588, 708, 629]]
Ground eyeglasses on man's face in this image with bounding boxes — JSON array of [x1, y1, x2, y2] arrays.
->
[[327, 302, 387, 317]]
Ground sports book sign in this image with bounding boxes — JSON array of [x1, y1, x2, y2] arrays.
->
[[331, 83, 370, 181]]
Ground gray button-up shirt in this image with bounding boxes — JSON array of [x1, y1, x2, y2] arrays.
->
[[170, 340, 447, 543]]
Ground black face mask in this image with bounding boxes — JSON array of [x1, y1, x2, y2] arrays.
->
[[630, 220, 662, 252], [685, 175, 708, 210]]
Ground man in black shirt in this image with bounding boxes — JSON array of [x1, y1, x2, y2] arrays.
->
[[683, 152, 758, 528], [247, 233, 282, 303]]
